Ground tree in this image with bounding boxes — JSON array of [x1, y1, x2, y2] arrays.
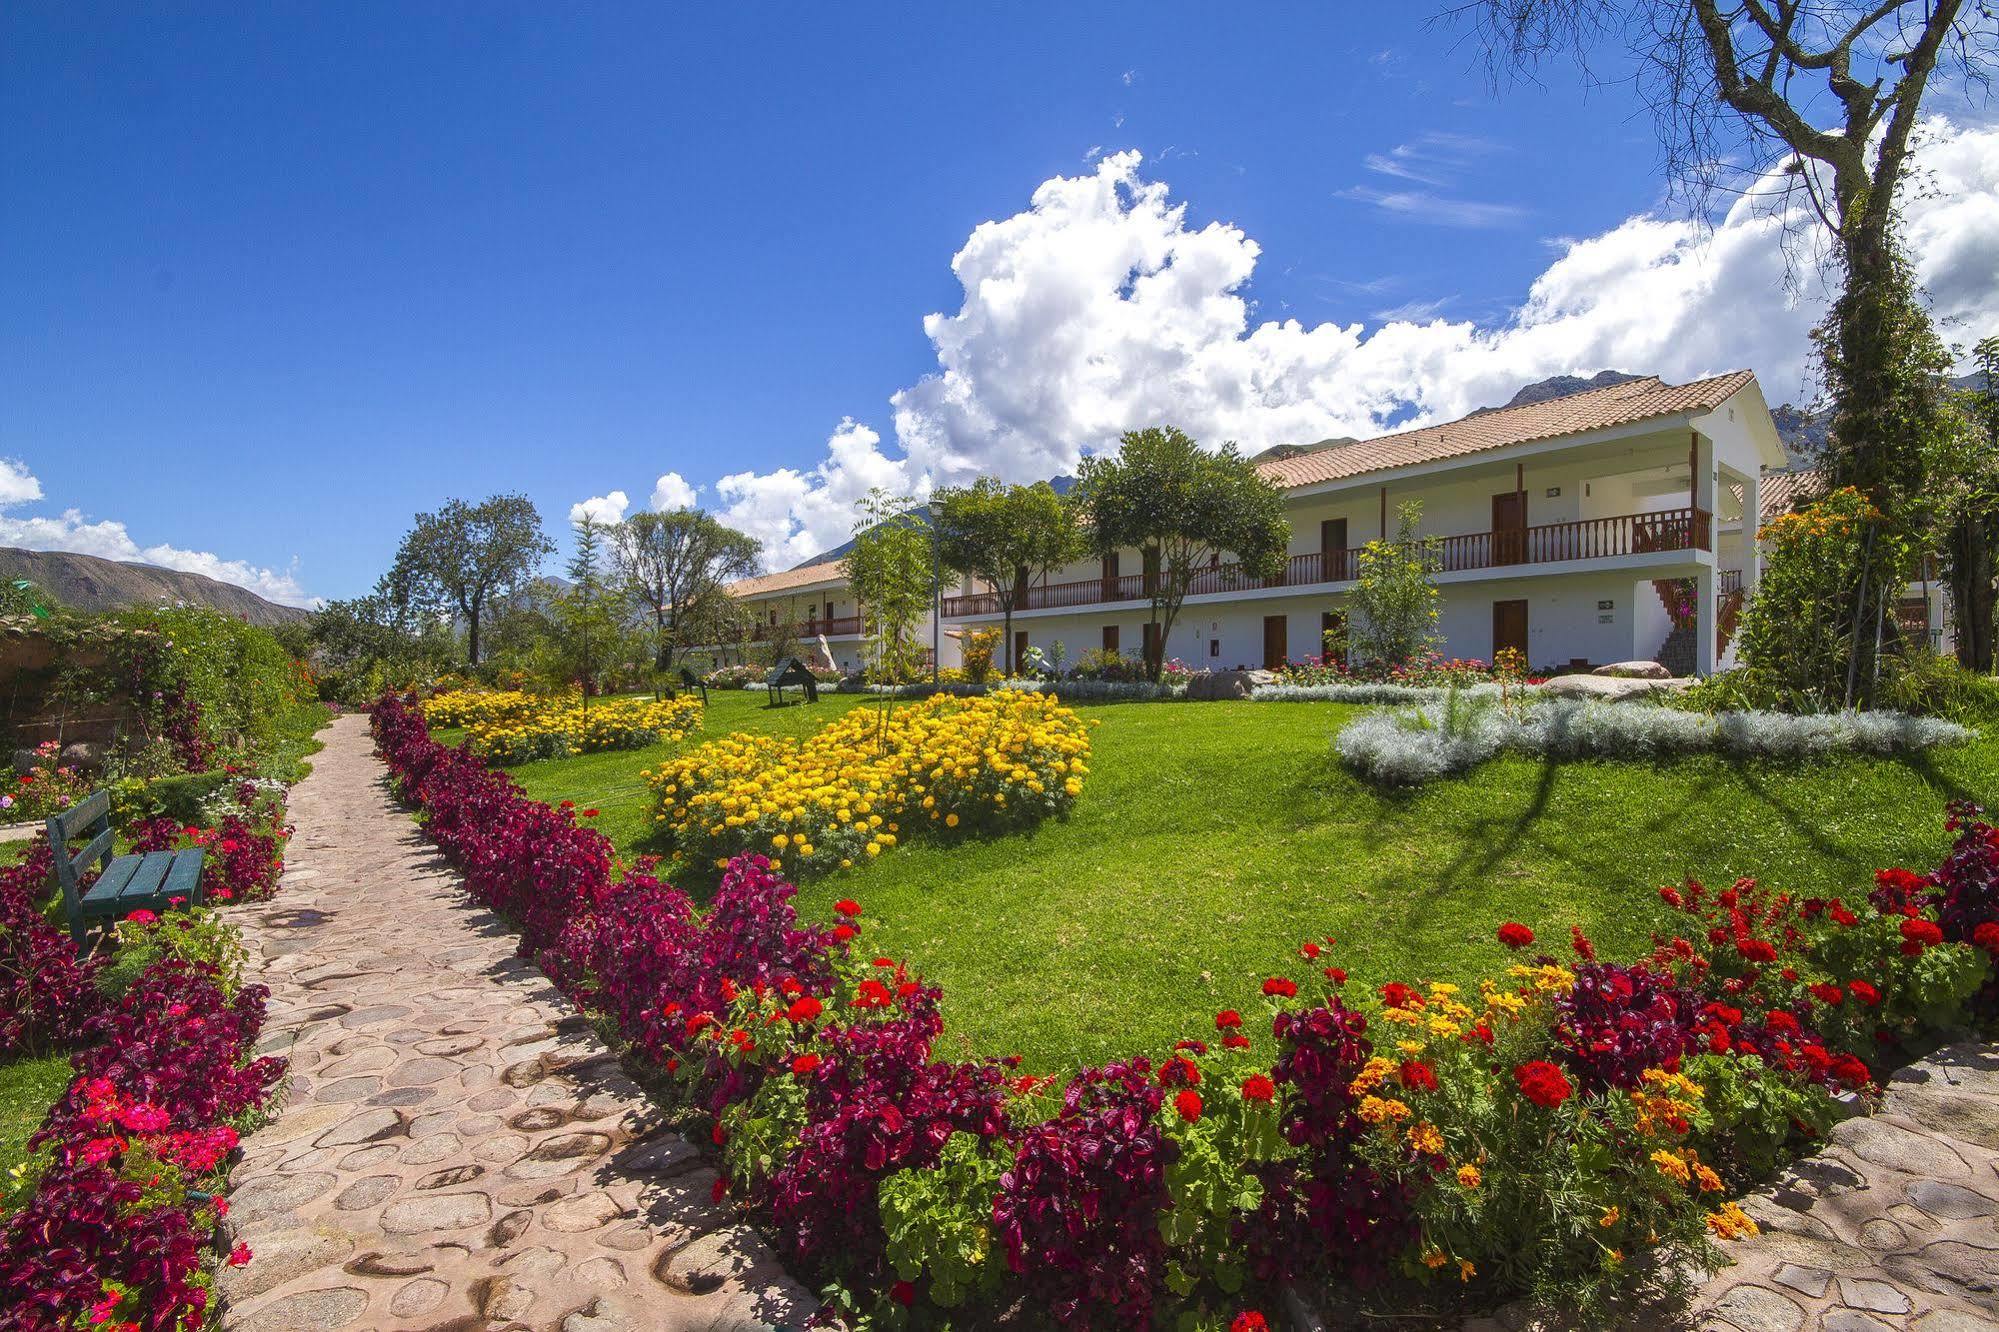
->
[[1071, 426, 1290, 681], [1943, 336, 1999, 671], [1460, 1, 1991, 494], [1344, 501, 1443, 669], [557, 516, 620, 698], [933, 478, 1080, 674], [609, 509, 762, 671], [844, 489, 934, 687], [387, 494, 552, 667]]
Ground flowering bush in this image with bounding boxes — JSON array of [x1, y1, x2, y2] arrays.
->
[[373, 694, 1999, 1327], [1275, 651, 1544, 689], [0, 839, 105, 1057], [645, 690, 1092, 875], [422, 687, 702, 763], [7, 740, 91, 821], [0, 958, 282, 1330]]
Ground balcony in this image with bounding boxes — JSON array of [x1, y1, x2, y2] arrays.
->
[[942, 507, 1711, 618], [751, 616, 862, 641]]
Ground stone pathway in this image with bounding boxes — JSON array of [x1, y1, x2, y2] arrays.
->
[[217, 714, 816, 1332], [1688, 1043, 1999, 1332]]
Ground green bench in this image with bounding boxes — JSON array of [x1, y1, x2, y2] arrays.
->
[[46, 790, 205, 951]]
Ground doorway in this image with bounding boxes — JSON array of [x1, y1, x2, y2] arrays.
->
[[1493, 599, 1529, 661], [1492, 492, 1526, 565], [1262, 615, 1288, 669]]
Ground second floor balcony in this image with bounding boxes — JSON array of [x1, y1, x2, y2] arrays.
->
[[942, 507, 1712, 618], [750, 615, 863, 641]]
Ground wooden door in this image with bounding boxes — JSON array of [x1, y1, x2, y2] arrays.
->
[[1320, 610, 1347, 667], [1492, 493, 1526, 565], [1493, 599, 1529, 660], [1143, 621, 1162, 668], [1012, 630, 1029, 672], [1100, 552, 1120, 601], [1320, 518, 1349, 581], [1262, 615, 1288, 669], [1102, 624, 1119, 655]]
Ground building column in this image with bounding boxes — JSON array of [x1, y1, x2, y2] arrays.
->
[[1743, 469, 1763, 592], [1695, 562, 1718, 676]]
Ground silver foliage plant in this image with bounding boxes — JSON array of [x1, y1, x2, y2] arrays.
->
[[1338, 697, 1971, 786]]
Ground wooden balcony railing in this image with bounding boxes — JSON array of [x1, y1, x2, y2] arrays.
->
[[940, 507, 1711, 618], [751, 616, 862, 641]]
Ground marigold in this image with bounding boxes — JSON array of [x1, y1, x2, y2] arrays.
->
[[1456, 1163, 1481, 1189]]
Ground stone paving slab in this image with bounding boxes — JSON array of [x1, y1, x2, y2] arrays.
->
[[1685, 1042, 1999, 1332], [217, 713, 817, 1332]]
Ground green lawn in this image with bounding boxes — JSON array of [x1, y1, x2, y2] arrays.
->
[[0, 1052, 72, 1185], [466, 688, 1998, 1073]]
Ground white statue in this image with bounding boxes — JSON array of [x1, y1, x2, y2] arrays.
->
[[817, 634, 837, 673]]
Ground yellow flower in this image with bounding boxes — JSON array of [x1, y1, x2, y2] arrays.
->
[[1650, 1150, 1691, 1186], [1455, 1164, 1480, 1190], [1407, 1121, 1444, 1156], [1357, 1095, 1411, 1125], [1705, 1203, 1759, 1241], [1598, 1206, 1620, 1228]]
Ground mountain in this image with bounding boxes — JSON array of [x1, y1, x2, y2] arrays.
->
[[0, 548, 309, 626], [1472, 369, 1647, 415], [1767, 370, 1991, 464]]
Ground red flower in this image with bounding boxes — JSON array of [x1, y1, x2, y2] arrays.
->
[[1175, 1089, 1204, 1122], [851, 978, 892, 1008], [1158, 1055, 1201, 1087], [785, 996, 823, 1023], [1222, 1033, 1251, 1050], [1262, 976, 1298, 998], [1398, 1060, 1438, 1092], [790, 1053, 822, 1076], [1299, 941, 1322, 959], [872, 957, 894, 968], [1496, 921, 1535, 950], [832, 923, 857, 942], [711, 1176, 727, 1203], [1380, 981, 1418, 1009], [1809, 982, 1845, 1007], [1232, 1314, 1270, 1332], [1764, 1010, 1800, 1035], [1847, 979, 1881, 1007], [890, 1280, 916, 1307], [1899, 918, 1944, 953], [1240, 1073, 1277, 1103], [1735, 937, 1778, 964], [1830, 902, 1858, 926], [1658, 885, 1684, 908], [1324, 966, 1347, 985], [1974, 921, 1999, 954], [227, 1243, 252, 1268], [581, 808, 599, 818], [834, 899, 862, 917], [124, 909, 157, 926], [1513, 1060, 1573, 1109], [1215, 1009, 1243, 1030]]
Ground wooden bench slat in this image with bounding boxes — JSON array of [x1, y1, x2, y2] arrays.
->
[[118, 851, 175, 903], [49, 790, 110, 844], [67, 827, 114, 882], [82, 853, 144, 908], [162, 848, 205, 904]]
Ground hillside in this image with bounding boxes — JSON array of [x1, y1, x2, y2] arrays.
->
[[0, 548, 309, 626]]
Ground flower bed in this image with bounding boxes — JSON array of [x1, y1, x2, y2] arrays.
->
[[421, 687, 702, 763], [867, 677, 1188, 702], [0, 849, 285, 1329], [645, 690, 1092, 874], [1338, 696, 1970, 785], [370, 691, 1999, 1327]]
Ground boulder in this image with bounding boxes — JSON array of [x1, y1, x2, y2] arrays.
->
[[1592, 660, 1672, 680], [1543, 673, 1692, 701], [10, 748, 36, 777], [1187, 669, 1277, 701], [59, 741, 107, 773]]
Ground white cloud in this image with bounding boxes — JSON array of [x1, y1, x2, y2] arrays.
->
[[649, 472, 699, 512], [673, 118, 1999, 570], [569, 490, 629, 527], [714, 419, 918, 570], [0, 463, 312, 605], [0, 460, 43, 507]]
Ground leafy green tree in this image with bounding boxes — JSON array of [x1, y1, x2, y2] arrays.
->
[[609, 508, 762, 670], [303, 593, 456, 701], [387, 494, 552, 667], [1072, 427, 1289, 681], [1344, 501, 1442, 669], [933, 478, 1079, 673], [1942, 336, 1999, 672], [845, 489, 934, 687], [557, 516, 622, 698]]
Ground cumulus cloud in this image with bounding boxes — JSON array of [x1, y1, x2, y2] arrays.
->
[[675, 118, 1999, 570], [569, 491, 630, 527], [0, 462, 312, 605], [649, 472, 699, 512]]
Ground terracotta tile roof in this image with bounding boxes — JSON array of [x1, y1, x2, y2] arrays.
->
[[1256, 370, 1759, 490], [726, 559, 849, 600], [1757, 467, 1823, 522]]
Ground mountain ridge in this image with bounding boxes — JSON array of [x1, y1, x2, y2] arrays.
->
[[0, 548, 309, 625]]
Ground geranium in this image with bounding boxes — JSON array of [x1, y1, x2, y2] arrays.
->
[[1899, 918, 1944, 954], [1262, 977, 1298, 999], [1215, 1010, 1243, 1030], [1513, 1061, 1573, 1109], [1175, 1089, 1204, 1122], [1241, 1074, 1276, 1102], [1496, 922, 1535, 949]]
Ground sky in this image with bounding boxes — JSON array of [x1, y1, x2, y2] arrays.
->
[[2, 5, 1996, 604]]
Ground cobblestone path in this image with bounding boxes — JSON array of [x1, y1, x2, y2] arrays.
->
[[1687, 1042, 1999, 1332], [216, 713, 816, 1332]]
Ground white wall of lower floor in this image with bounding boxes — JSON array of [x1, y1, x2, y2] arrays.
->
[[955, 570, 1700, 673]]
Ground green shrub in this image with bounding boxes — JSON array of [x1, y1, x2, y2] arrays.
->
[[97, 906, 247, 1000], [1878, 650, 1999, 726]]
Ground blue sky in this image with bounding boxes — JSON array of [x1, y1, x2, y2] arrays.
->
[[3, 5, 1995, 603]]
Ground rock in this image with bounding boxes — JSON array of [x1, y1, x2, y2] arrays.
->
[[1541, 673, 1692, 701], [57, 740, 105, 772], [1592, 659, 1671, 679], [378, 1190, 491, 1234], [10, 748, 36, 777], [231, 1285, 369, 1332], [1709, 1283, 1805, 1332], [1187, 668, 1277, 701]]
